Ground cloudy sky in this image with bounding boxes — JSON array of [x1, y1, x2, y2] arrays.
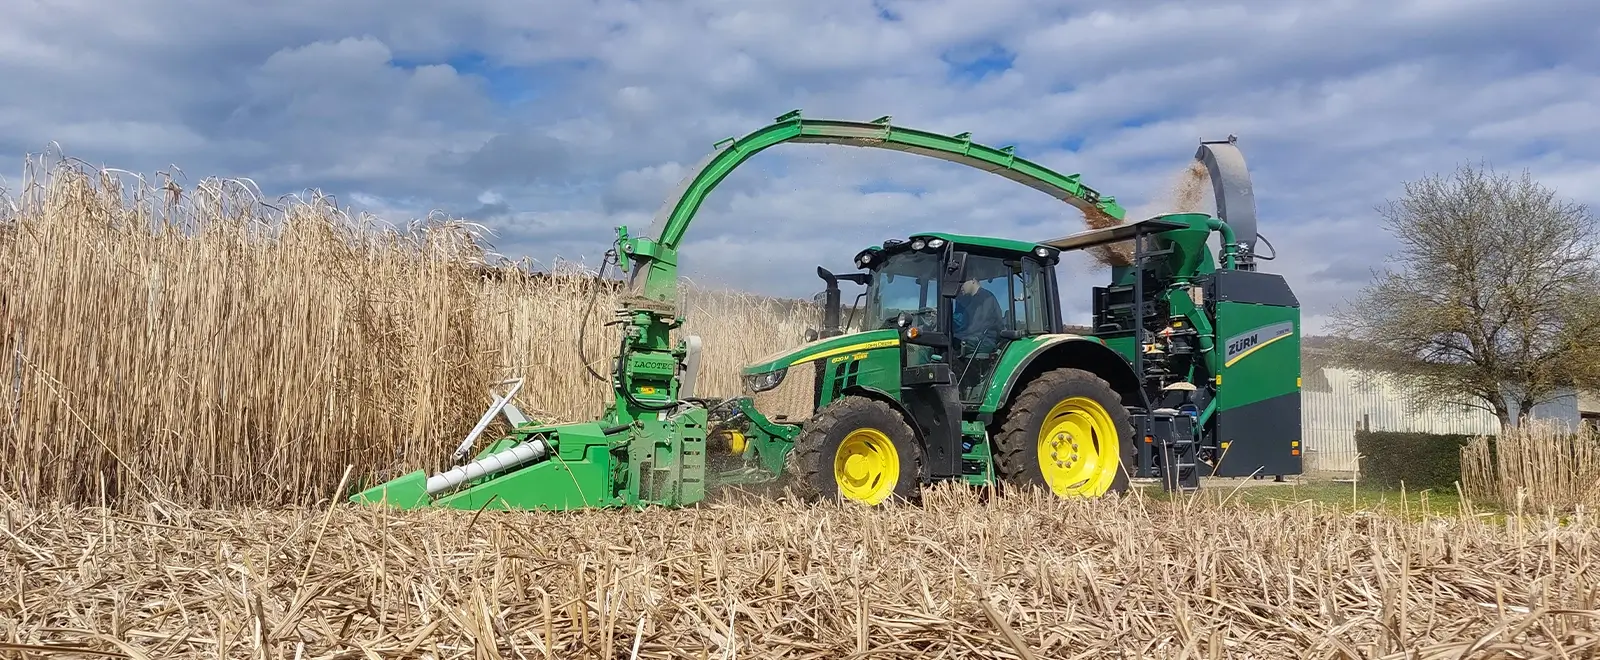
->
[[3, 0, 1596, 334]]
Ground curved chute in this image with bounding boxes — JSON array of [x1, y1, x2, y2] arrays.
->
[[1194, 137, 1258, 259], [619, 110, 1127, 305]]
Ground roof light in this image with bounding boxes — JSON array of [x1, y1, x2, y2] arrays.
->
[[927, 238, 945, 248], [911, 239, 926, 250], [1035, 247, 1050, 257]]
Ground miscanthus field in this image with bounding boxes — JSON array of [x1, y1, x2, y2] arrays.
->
[[3, 160, 1599, 659]]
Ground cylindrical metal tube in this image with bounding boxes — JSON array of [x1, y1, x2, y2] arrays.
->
[[426, 438, 550, 495]]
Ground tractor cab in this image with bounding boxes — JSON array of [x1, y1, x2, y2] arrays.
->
[[805, 233, 1066, 404]]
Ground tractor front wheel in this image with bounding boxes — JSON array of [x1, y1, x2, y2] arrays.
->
[[993, 368, 1131, 498], [786, 396, 925, 505]]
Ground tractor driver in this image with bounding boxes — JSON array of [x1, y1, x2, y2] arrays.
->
[[952, 279, 1002, 355]]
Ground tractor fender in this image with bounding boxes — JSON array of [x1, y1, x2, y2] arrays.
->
[[979, 335, 1145, 416], [840, 384, 927, 449]]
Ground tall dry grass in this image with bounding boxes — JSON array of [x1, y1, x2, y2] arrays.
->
[[1462, 420, 1600, 513], [0, 158, 811, 508]]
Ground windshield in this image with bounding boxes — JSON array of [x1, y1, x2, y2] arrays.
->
[[864, 250, 940, 329]]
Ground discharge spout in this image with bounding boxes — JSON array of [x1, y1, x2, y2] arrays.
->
[[426, 438, 552, 495], [1194, 137, 1257, 268]]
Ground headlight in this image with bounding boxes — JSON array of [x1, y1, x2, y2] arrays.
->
[[911, 239, 926, 250], [743, 368, 788, 393]]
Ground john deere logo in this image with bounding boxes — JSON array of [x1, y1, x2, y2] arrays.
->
[[1224, 321, 1294, 367]]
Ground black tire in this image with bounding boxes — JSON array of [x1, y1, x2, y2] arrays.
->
[[786, 396, 925, 505], [993, 367, 1132, 497]]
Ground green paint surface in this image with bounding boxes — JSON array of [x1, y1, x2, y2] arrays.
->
[[910, 231, 1055, 256], [626, 112, 1126, 309], [975, 334, 1093, 413], [434, 440, 617, 510], [1214, 301, 1300, 410], [741, 329, 901, 375], [350, 421, 622, 511]]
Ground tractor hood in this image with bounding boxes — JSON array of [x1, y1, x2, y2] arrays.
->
[[740, 329, 901, 376]]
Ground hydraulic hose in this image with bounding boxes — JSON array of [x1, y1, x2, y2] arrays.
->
[[1254, 232, 1278, 260], [577, 247, 619, 383]]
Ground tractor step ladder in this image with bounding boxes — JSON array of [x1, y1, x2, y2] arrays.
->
[[1166, 434, 1200, 493], [1150, 408, 1200, 493]]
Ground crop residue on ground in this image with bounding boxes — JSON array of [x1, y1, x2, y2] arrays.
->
[[3, 487, 1599, 658]]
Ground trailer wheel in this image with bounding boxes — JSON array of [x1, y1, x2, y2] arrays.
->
[[994, 367, 1131, 497], [786, 396, 924, 505]]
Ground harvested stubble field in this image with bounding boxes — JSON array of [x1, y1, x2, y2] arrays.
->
[[5, 487, 1600, 658]]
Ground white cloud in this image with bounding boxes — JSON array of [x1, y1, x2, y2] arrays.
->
[[0, 0, 1596, 335]]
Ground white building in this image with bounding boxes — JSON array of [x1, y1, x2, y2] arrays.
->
[[1298, 339, 1598, 474]]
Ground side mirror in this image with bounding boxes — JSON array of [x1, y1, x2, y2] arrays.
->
[[939, 251, 968, 298]]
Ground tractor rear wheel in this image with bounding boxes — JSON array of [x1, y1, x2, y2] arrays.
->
[[993, 368, 1131, 497], [786, 396, 924, 505]]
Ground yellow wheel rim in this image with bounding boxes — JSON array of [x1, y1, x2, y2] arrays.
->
[[832, 428, 900, 504], [1036, 396, 1121, 497]]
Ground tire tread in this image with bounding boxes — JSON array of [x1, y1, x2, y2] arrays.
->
[[992, 367, 1131, 495], [787, 396, 924, 503]]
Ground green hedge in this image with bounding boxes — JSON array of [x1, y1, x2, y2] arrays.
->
[[1354, 430, 1489, 491]]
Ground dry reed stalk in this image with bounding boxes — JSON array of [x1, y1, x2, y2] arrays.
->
[[4, 487, 1600, 658], [0, 160, 809, 509], [1462, 420, 1600, 513]]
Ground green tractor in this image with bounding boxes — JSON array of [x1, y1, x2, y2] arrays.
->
[[349, 112, 1302, 511], [731, 232, 1143, 504]]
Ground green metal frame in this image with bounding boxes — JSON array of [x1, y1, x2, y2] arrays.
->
[[620, 110, 1126, 308]]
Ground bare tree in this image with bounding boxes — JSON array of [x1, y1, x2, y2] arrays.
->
[[1331, 163, 1600, 429]]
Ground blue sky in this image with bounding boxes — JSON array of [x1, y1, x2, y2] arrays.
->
[[2, 0, 1597, 334]]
